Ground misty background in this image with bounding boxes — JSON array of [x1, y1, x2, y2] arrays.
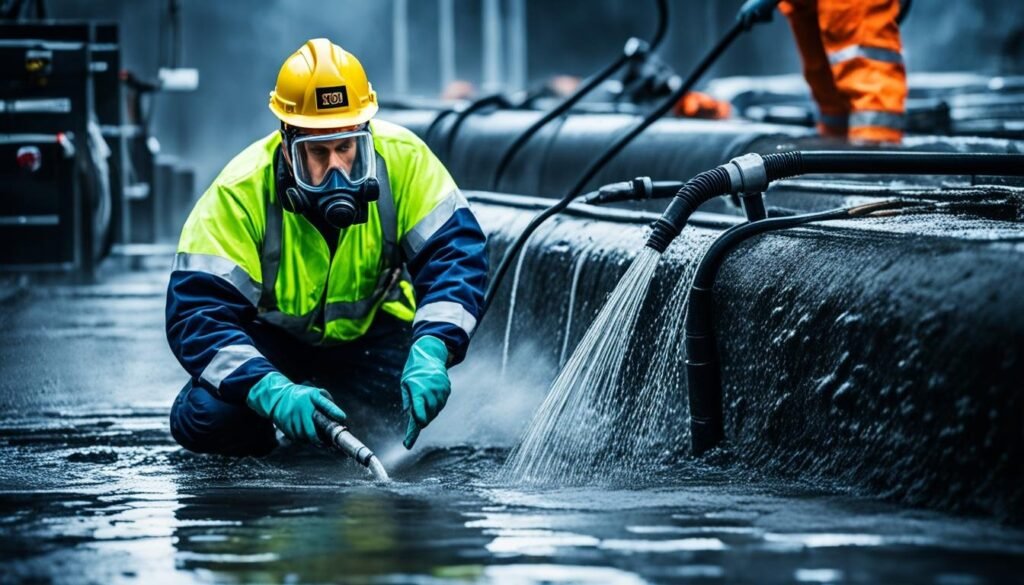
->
[[43, 0, 1024, 192]]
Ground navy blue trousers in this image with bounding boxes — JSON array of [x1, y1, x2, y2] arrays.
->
[[169, 313, 412, 457]]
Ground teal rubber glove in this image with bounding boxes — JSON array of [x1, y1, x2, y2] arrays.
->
[[401, 336, 451, 449], [247, 372, 347, 444]]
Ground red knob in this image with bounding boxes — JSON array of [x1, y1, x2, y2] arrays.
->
[[16, 145, 42, 172]]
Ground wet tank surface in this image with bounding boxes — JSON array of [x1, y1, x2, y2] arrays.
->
[[2, 265, 1024, 585]]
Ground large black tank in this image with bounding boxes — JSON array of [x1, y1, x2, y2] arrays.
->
[[468, 190, 1024, 524]]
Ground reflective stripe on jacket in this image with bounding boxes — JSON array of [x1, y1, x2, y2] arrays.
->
[[166, 119, 488, 402]]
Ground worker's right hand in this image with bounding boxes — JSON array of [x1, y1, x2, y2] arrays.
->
[[246, 372, 347, 443], [737, 0, 780, 29]]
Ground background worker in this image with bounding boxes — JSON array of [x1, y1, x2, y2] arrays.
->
[[739, 0, 907, 143], [166, 39, 487, 456]]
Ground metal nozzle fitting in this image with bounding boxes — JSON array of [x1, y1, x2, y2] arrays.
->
[[724, 153, 768, 195]]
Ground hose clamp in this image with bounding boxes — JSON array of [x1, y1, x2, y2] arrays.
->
[[726, 153, 768, 194]]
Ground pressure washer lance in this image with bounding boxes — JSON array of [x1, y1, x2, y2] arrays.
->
[[312, 411, 390, 482]]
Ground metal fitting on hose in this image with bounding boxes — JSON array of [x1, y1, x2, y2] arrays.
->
[[724, 153, 769, 195], [323, 423, 374, 466]]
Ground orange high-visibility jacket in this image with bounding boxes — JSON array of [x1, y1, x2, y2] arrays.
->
[[780, 0, 907, 143]]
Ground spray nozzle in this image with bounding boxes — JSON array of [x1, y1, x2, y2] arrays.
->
[[580, 176, 687, 206], [312, 411, 390, 482]]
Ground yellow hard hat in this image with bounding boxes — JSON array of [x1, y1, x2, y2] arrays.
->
[[269, 38, 378, 129]]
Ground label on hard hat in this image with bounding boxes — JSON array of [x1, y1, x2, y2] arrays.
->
[[315, 86, 349, 110]]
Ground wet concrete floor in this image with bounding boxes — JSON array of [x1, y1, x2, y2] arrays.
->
[[1, 263, 1023, 584]]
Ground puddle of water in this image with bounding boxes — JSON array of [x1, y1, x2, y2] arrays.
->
[[2, 409, 1023, 584], [3, 265, 1023, 584]]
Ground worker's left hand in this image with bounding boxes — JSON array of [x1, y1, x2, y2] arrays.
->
[[401, 335, 451, 449], [737, 0, 780, 29]]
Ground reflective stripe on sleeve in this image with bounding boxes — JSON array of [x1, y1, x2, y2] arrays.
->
[[849, 110, 905, 130], [172, 252, 262, 306], [199, 344, 265, 389], [828, 44, 904, 67], [413, 301, 478, 337], [401, 189, 469, 259]]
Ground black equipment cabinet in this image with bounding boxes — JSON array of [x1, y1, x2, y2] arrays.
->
[[0, 21, 123, 279]]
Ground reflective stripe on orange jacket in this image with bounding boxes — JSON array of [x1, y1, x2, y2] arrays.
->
[[780, 0, 907, 143]]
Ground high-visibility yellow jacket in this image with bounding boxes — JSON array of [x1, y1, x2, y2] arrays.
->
[[166, 119, 487, 402]]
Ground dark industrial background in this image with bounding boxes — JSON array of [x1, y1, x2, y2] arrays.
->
[[42, 0, 1024, 191]]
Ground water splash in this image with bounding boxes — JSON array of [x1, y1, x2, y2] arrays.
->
[[601, 270, 695, 478], [501, 247, 663, 484], [560, 243, 594, 367], [501, 232, 535, 376]]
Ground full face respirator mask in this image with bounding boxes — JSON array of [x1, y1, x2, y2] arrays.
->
[[280, 125, 380, 229]]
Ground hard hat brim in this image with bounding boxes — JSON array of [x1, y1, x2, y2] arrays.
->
[[268, 102, 379, 130]]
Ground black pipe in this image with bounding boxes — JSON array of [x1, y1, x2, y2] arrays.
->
[[441, 93, 512, 162], [424, 108, 458, 151], [490, 0, 669, 191]]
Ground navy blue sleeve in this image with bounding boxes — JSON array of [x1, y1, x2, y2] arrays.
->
[[166, 271, 277, 404], [405, 208, 488, 365]]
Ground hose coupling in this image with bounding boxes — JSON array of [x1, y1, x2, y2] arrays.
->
[[724, 153, 768, 195], [583, 176, 655, 205]]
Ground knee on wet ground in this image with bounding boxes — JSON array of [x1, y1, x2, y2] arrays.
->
[[169, 381, 277, 457]]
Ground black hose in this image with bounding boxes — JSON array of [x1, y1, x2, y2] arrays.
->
[[490, 0, 669, 192], [647, 166, 733, 253], [647, 151, 1024, 253], [685, 206, 852, 455], [648, 0, 669, 52], [566, 20, 745, 201], [789, 151, 1024, 178], [483, 20, 749, 314], [490, 53, 630, 191]]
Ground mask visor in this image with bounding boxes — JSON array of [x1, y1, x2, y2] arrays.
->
[[290, 129, 375, 192]]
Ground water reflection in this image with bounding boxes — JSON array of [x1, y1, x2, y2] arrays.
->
[[2, 412, 1024, 584]]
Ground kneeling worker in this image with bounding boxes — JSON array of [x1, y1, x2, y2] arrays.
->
[[166, 39, 487, 456]]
